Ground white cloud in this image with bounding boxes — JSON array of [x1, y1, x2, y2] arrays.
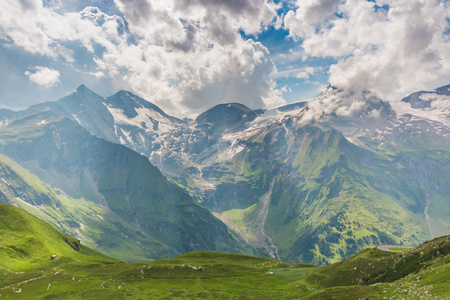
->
[[300, 86, 387, 123], [285, 0, 450, 100], [98, 0, 285, 115], [295, 66, 315, 79], [25, 66, 61, 87], [284, 0, 341, 38], [0, 1, 124, 61], [273, 66, 316, 79], [0, 0, 284, 117]]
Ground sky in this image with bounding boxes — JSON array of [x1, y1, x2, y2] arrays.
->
[[0, 0, 449, 118]]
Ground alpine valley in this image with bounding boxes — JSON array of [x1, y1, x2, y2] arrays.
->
[[0, 83, 449, 269]]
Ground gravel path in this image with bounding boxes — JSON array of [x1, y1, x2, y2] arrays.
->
[[378, 245, 414, 253]]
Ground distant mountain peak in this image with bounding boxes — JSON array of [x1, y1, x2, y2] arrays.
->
[[75, 84, 90, 93], [194, 103, 257, 130], [434, 83, 450, 95], [196, 103, 254, 121], [73, 84, 103, 101], [398, 84, 450, 126], [301, 86, 392, 122]]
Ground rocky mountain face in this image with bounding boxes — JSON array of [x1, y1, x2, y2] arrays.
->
[[0, 106, 250, 262], [0, 84, 448, 265]]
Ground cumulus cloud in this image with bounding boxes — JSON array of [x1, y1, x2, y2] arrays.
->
[[285, 0, 450, 100], [273, 66, 316, 79], [100, 0, 285, 115], [0, 0, 284, 116], [0, 1, 124, 61], [25, 66, 61, 87], [285, 0, 341, 38], [300, 86, 389, 124], [295, 66, 315, 79]]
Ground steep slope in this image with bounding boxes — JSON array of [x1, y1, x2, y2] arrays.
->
[[0, 203, 117, 271], [0, 152, 183, 262], [55, 84, 185, 157], [0, 109, 250, 261], [401, 83, 450, 113], [55, 84, 117, 142]]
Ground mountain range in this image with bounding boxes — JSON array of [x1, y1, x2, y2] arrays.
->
[[0, 83, 448, 265]]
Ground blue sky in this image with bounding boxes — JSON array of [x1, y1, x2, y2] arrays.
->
[[0, 0, 449, 117]]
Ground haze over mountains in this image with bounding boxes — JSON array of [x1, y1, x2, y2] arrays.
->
[[0, 84, 449, 265]]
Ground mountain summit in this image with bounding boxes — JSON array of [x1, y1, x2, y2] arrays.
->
[[195, 103, 258, 133]]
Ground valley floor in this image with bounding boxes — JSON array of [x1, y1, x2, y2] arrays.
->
[[1, 236, 449, 299]]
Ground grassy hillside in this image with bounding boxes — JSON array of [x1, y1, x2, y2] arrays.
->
[[0, 203, 118, 271], [265, 124, 433, 265], [0, 153, 178, 262], [0, 206, 448, 299]]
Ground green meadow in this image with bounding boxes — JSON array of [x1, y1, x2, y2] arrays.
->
[[1, 203, 448, 299]]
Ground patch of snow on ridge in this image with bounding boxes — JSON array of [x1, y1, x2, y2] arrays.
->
[[71, 114, 81, 124], [121, 129, 134, 146], [104, 104, 179, 134], [391, 97, 450, 127], [138, 132, 145, 145], [367, 109, 381, 119]]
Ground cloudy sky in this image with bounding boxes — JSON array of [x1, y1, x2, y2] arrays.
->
[[1, 0, 449, 117]]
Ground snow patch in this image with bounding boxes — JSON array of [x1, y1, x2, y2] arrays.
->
[[105, 104, 178, 134], [71, 114, 81, 124], [367, 109, 380, 119], [391, 100, 450, 127], [121, 129, 134, 146]]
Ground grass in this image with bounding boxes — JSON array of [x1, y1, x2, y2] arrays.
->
[[1, 204, 449, 299], [270, 267, 310, 281], [0, 203, 118, 271]]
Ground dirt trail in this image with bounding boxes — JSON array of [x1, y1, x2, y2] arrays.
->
[[0, 275, 47, 291], [378, 245, 414, 253]]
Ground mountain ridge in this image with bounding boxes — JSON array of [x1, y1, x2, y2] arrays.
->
[[0, 107, 253, 262], [0, 83, 448, 266]]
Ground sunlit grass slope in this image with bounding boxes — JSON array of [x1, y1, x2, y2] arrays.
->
[[0, 203, 118, 271], [0, 204, 448, 299]]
